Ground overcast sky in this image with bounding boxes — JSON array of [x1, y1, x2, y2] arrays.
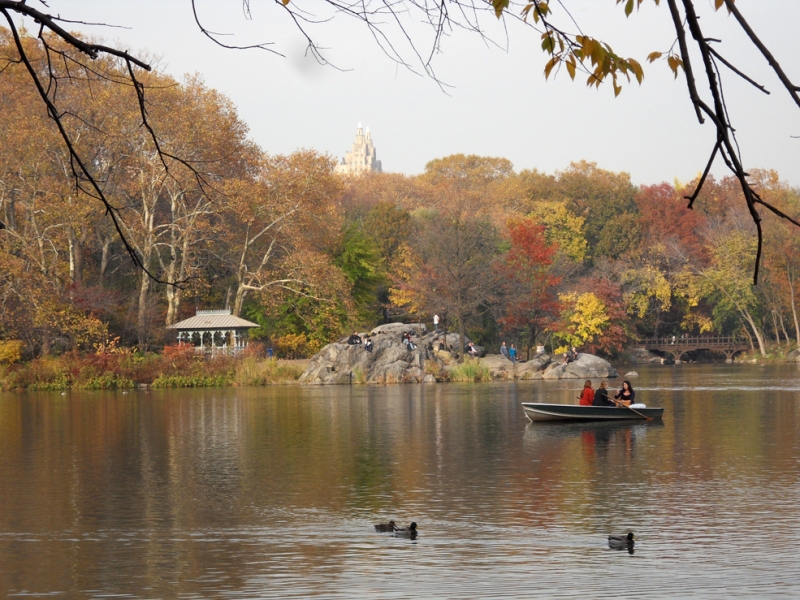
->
[[25, 1, 800, 185]]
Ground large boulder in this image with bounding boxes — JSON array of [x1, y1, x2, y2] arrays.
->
[[370, 322, 427, 337], [786, 349, 800, 362], [300, 324, 443, 384], [478, 352, 552, 380], [515, 353, 551, 379], [542, 353, 618, 380]]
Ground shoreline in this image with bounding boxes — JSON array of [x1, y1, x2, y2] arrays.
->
[[2, 349, 796, 392]]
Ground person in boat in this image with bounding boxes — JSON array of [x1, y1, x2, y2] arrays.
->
[[348, 331, 362, 345], [578, 380, 594, 406], [614, 380, 635, 406], [592, 380, 615, 407]]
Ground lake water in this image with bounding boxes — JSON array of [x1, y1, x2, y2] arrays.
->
[[2, 364, 800, 598]]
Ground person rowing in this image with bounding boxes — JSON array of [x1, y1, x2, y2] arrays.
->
[[614, 380, 635, 407]]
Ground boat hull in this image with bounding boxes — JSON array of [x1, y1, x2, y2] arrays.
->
[[521, 402, 665, 422]]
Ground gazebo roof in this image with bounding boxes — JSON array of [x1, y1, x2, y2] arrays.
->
[[167, 310, 259, 330]]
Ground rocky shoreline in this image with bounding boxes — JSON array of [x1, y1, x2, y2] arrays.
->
[[299, 322, 618, 384]]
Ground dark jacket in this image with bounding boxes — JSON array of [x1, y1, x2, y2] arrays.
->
[[592, 387, 615, 407], [347, 334, 362, 345], [614, 389, 635, 403]]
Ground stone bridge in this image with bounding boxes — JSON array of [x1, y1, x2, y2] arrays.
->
[[639, 336, 750, 363]]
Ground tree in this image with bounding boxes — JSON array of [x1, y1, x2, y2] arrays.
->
[[333, 222, 384, 323], [496, 217, 561, 358], [554, 278, 631, 355], [221, 150, 344, 317], [4, 0, 800, 281], [394, 185, 500, 357]]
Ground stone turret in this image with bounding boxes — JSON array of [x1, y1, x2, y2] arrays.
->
[[335, 122, 382, 175]]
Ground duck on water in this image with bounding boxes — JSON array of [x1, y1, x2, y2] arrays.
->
[[608, 532, 636, 548]]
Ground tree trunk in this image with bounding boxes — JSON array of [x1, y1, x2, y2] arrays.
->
[[137, 268, 151, 349], [233, 284, 247, 318], [779, 313, 790, 346], [742, 308, 767, 357], [458, 313, 466, 362], [771, 311, 780, 343], [788, 267, 800, 348], [741, 322, 755, 352], [98, 233, 113, 282], [67, 226, 84, 285]]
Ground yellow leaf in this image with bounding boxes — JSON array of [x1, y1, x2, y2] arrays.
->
[[492, 0, 510, 18], [647, 51, 662, 63], [624, 0, 634, 17], [544, 56, 558, 79], [566, 58, 576, 80]]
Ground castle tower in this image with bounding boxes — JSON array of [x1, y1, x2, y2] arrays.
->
[[335, 122, 382, 175]]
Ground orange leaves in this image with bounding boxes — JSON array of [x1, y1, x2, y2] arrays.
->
[[647, 50, 685, 78], [667, 54, 684, 78], [540, 33, 644, 95]]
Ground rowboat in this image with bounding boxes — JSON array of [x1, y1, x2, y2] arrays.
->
[[521, 402, 665, 422]]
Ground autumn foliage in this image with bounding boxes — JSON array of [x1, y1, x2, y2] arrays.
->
[[2, 24, 800, 380]]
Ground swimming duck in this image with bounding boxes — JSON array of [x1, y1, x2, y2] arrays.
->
[[608, 532, 635, 547], [374, 520, 396, 532], [393, 522, 418, 538]]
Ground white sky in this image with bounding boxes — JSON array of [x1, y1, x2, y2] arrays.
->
[[23, 1, 800, 185]]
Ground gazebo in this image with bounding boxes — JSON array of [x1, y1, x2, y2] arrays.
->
[[167, 309, 259, 354]]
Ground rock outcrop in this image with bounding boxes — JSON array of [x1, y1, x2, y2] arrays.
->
[[299, 323, 617, 383], [300, 323, 457, 384], [478, 352, 617, 380], [541, 353, 618, 379]]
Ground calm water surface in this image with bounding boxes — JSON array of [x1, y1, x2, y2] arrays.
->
[[2, 364, 800, 598]]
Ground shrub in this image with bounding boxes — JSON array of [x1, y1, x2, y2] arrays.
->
[[448, 358, 491, 382], [80, 373, 135, 390], [0, 340, 24, 364], [231, 357, 305, 385], [273, 333, 312, 359], [351, 366, 366, 384], [151, 374, 230, 388]]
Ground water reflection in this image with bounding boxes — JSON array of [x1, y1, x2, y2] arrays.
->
[[0, 364, 799, 597]]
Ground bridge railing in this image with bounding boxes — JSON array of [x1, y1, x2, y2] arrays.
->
[[640, 336, 748, 347]]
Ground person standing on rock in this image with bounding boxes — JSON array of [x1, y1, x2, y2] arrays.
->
[[433, 313, 440, 333], [501, 342, 509, 360], [509, 344, 517, 365]]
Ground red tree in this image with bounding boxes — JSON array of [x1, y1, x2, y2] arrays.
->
[[497, 217, 561, 358]]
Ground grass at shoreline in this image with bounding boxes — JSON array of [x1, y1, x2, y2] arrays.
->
[[0, 347, 309, 391]]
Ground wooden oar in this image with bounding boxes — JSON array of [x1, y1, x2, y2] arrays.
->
[[613, 398, 652, 420]]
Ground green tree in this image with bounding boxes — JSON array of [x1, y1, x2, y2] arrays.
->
[[333, 222, 384, 323]]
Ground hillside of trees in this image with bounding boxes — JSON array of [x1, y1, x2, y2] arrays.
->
[[2, 27, 800, 369]]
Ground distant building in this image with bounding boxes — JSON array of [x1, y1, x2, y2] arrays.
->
[[335, 122, 382, 175]]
